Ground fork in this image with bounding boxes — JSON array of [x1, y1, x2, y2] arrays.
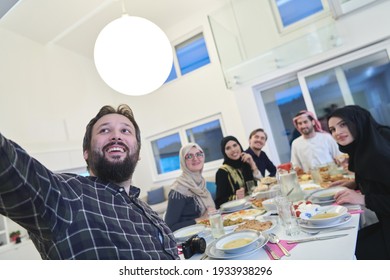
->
[[263, 244, 280, 260]]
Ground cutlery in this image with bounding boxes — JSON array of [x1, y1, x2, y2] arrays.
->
[[268, 233, 290, 257], [263, 244, 280, 260], [200, 253, 208, 260], [286, 233, 348, 244], [300, 226, 355, 235]]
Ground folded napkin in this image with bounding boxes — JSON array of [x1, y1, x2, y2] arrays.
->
[[348, 209, 364, 214], [332, 203, 364, 215], [265, 240, 298, 260]]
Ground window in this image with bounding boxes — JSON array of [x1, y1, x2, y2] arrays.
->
[[175, 33, 211, 75], [270, 0, 329, 32], [164, 63, 177, 83], [151, 133, 181, 174], [148, 116, 225, 180], [164, 31, 210, 84], [256, 40, 390, 164]]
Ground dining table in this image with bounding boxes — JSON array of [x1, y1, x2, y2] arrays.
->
[[183, 205, 360, 260]]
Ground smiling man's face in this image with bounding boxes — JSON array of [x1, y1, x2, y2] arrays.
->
[[84, 113, 140, 183]]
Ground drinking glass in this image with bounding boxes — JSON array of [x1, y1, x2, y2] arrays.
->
[[274, 196, 300, 236], [246, 180, 257, 195], [208, 209, 225, 238], [278, 169, 304, 202], [310, 166, 322, 185]]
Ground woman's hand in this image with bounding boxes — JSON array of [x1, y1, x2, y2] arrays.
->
[[241, 152, 257, 170], [328, 179, 356, 189], [236, 187, 245, 199], [334, 188, 365, 205]]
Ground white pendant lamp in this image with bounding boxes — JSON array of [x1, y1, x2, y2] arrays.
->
[[94, 5, 173, 96]]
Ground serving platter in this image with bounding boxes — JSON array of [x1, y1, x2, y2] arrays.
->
[[205, 234, 268, 259]]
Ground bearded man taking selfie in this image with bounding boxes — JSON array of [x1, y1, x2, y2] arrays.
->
[[0, 104, 179, 260]]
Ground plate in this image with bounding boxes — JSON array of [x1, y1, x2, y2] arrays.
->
[[220, 199, 248, 212], [221, 203, 252, 214], [298, 213, 352, 229], [300, 205, 348, 226], [215, 230, 261, 254], [173, 224, 206, 242], [223, 209, 266, 220], [254, 217, 276, 233], [310, 186, 346, 201], [205, 234, 268, 259]]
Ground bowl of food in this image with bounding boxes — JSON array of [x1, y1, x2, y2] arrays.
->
[[215, 230, 262, 254], [300, 205, 348, 226]]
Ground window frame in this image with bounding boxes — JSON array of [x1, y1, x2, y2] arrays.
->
[[164, 27, 211, 85], [146, 114, 225, 183]]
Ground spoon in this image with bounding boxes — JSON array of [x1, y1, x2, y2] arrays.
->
[[268, 233, 291, 257]]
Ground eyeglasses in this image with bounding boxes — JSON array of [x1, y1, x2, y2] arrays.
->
[[184, 152, 204, 160]]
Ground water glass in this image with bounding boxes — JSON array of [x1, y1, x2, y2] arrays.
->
[[274, 196, 300, 236], [246, 180, 257, 195], [310, 167, 322, 185], [208, 209, 225, 238], [278, 170, 304, 202]]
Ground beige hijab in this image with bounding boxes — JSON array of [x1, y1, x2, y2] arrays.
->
[[170, 143, 215, 215]]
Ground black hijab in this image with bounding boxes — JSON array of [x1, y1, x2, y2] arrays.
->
[[220, 136, 253, 179], [327, 105, 390, 184]]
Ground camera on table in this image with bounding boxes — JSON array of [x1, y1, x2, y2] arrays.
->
[[181, 235, 206, 259]]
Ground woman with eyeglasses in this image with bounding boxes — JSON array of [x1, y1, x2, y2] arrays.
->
[[215, 136, 262, 209], [164, 143, 216, 232]]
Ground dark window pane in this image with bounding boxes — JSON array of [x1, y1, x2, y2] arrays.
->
[[186, 119, 224, 162], [276, 0, 324, 27], [151, 133, 181, 174], [176, 33, 210, 75], [261, 79, 306, 162], [164, 63, 177, 83]]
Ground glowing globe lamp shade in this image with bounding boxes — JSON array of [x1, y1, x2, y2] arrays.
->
[[94, 15, 173, 96]]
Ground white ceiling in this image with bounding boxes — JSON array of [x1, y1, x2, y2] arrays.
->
[[0, 0, 225, 59]]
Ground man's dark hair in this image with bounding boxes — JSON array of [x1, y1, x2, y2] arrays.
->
[[82, 104, 141, 156], [249, 128, 268, 140]]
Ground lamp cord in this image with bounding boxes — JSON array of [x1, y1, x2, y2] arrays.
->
[[121, 0, 127, 16]]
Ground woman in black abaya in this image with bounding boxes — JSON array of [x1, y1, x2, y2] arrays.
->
[[327, 105, 390, 259]]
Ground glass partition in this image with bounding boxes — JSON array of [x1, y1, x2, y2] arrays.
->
[[208, 0, 340, 88]]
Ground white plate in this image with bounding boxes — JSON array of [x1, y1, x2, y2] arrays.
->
[[173, 224, 206, 242], [221, 203, 251, 214], [310, 186, 346, 201], [205, 234, 268, 259], [220, 199, 248, 212], [298, 213, 352, 229], [254, 217, 276, 233], [224, 209, 266, 220], [215, 230, 261, 254], [300, 205, 348, 226]]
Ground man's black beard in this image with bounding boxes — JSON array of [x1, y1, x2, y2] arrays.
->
[[89, 150, 138, 184]]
